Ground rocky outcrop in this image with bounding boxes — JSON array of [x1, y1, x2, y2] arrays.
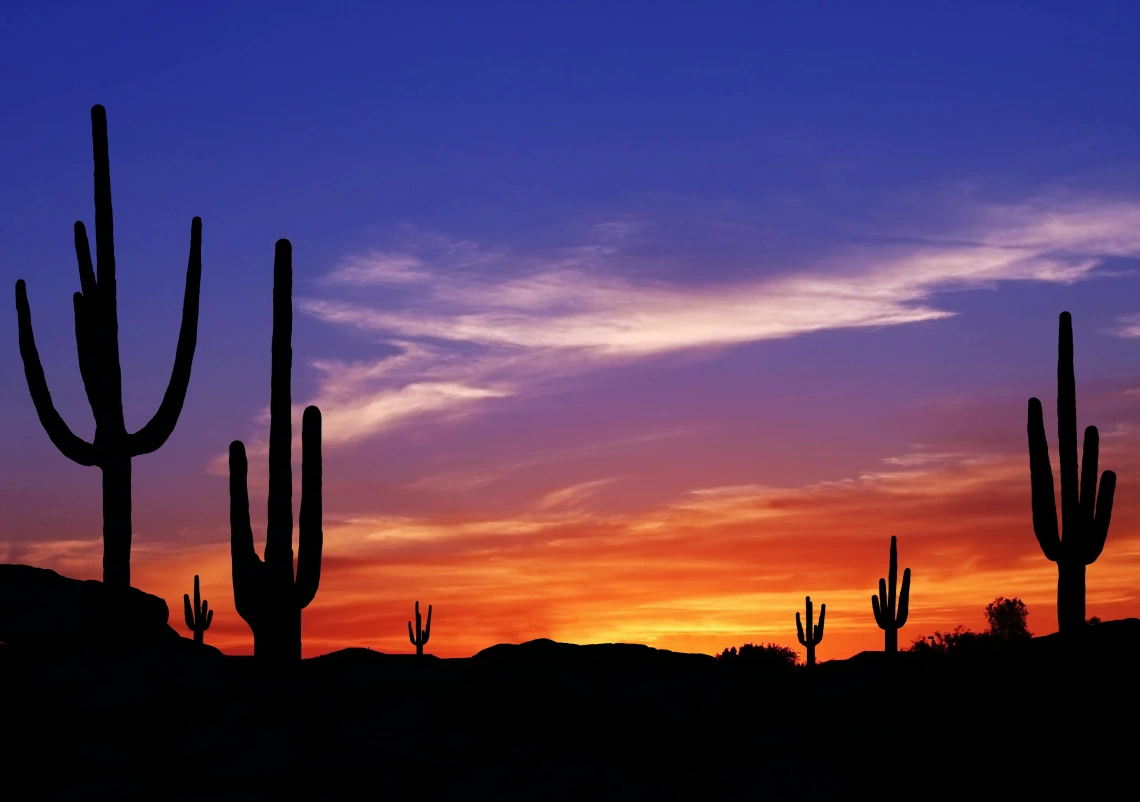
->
[[0, 563, 190, 653]]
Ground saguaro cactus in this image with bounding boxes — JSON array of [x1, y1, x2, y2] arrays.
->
[[795, 596, 825, 666], [183, 575, 213, 645], [1028, 311, 1116, 633], [408, 601, 432, 656], [14, 104, 202, 589], [229, 240, 323, 662], [871, 536, 911, 653]]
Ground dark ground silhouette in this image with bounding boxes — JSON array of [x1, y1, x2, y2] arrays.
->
[[0, 576, 1135, 799]]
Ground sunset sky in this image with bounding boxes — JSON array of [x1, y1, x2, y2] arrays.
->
[[2, 2, 1140, 660]]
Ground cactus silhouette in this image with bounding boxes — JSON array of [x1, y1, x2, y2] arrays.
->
[[183, 575, 213, 645], [1028, 311, 1116, 633], [408, 601, 432, 656], [871, 536, 911, 653], [14, 105, 202, 590], [795, 596, 825, 666], [229, 239, 323, 662]]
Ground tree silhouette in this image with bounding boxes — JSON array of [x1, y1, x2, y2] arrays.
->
[[408, 601, 432, 656], [14, 104, 202, 589], [717, 643, 799, 668], [871, 536, 911, 653], [907, 625, 987, 656], [183, 575, 213, 645], [984, 597, 1031, 641], [229, 239, 323, 662], [795, 596, 825, 666], [1028, 311, 1116, 633]]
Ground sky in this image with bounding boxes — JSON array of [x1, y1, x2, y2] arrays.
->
[[2, 1, 1140, 660]]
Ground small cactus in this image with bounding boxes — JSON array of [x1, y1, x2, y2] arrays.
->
[[795, 596, 825, 666], [408, 601, 432, 656], [183, 574, 213, 645], [871, 536, 911, 653]]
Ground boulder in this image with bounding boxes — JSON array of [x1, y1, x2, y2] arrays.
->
[[0, 563, 185, 652]]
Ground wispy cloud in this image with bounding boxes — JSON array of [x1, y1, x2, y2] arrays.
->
[[535, 478, 622, 511], [1112, 314, 1140, 338], [214, 196, 1140, 456]]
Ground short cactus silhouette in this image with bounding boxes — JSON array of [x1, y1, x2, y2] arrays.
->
[[1027, 311, 1116, 633], [795, 596, 825, 666], [871, 536, 911, 653], [408, 601, 432, 656], [229, 239, 323, 662], [183, 575, 213, 645], [14, 104, 202, 589]]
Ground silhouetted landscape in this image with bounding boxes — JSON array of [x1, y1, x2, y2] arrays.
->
[[6, 6, 1140, 797], [1, 99, 1137, 800]]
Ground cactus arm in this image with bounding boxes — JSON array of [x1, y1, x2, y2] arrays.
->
[[815, 604, 826, 643], [295, 406, 323, 609], [229, 440, 264, 625], [14, 281, 99, 467], [74, 221, 98, 297], [128, 217, 203, 457], [71, 293, 103, 417], [1078, 426, 1100, 530], [796, 612, 806, 645], [229, 443, 257, 562], [264, 240, 294, 564], [896, 568, 911, 628], [204, 606, 213, 629], [1027, 398, 1061, 561], [424, 605, 432, 643], [875, 578, 889, 627], [1056, 312, 1079, 546], [184, 593, 195, 630], [1084, 470, 1116, 564]]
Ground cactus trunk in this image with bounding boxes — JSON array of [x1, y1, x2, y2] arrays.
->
[[252, 610, 302, 662], [1058, 560, 1086, 632], [101, 455, 132, 589]]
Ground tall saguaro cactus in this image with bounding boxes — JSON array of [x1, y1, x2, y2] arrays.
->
[[871, 536, 911, 653], [229, 240, 323, 662], [796, 596, 825, 666], [14, 104, 202, 589], [1028, 311, 1116, 633], [183, 575, 213, 645], [408, 601, 432, 656]]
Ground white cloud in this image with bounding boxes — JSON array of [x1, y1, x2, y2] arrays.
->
[[1112, 314, 1140, 338], [213, 197, 1140, 457]]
